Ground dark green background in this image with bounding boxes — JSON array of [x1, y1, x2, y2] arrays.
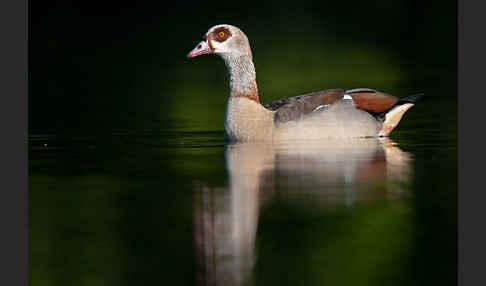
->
[[30, 0, 456, 135], [29, 1, 457, 286]]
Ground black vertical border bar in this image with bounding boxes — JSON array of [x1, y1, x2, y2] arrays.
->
[[0, 0, 28, 285], [459, 0, 486, 285]]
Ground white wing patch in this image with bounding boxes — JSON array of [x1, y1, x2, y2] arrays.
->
[[314, 94, 353, 113], [313, 104, 330, 112]]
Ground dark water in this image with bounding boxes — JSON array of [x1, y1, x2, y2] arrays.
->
[[29, 97, 456, 286]]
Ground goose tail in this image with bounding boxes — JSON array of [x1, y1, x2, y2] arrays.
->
[[378, 93, 425, 136]]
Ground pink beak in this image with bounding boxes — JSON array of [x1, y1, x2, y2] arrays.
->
[[187, 40, 213, 58]]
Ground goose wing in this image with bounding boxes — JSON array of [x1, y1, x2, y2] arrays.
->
[[265, 88, 400, 123], [265, 88, 345, 123]]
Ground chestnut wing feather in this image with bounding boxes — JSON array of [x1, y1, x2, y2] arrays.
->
[[265, 88, 345, 123], [346, 88, 399, 114]]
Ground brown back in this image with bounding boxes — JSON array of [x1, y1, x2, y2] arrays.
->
[[265, 89, 345, 123], [265, 88, 399, 123]]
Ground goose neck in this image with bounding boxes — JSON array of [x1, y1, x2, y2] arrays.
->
[[222, 54, 259, 103]]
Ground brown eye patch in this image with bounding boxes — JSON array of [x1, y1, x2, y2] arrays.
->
[[211, 27, 231, 42]]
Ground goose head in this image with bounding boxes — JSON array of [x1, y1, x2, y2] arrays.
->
[[187, 24, 252, 59]]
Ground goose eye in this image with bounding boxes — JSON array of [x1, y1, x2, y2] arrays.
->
[[219, 31, 225, 38]]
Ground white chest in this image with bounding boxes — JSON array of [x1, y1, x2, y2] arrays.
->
[[224, 97, 274, 141]]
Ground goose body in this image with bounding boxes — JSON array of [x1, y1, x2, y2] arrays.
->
[[188, 24, 418, 142]]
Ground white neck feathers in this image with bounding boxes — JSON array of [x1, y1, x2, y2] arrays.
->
[[221, 54, 259, 102]]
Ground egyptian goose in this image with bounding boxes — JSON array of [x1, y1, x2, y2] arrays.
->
[[188, 24, 421, 142]]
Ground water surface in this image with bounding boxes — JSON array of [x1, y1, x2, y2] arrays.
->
[[29, 117, 456, 286]]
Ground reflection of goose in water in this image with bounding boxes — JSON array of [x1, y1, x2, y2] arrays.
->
[[193, 143, 273, 286], [193, 138, 411, 286], [274, 138, 412, 207]]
